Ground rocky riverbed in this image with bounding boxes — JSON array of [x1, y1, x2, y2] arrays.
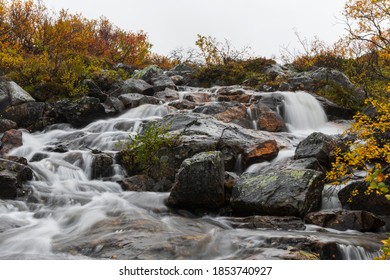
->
[[0, 64, 388, 260]]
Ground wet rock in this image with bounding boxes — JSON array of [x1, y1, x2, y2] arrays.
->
[[249, 103, 286, 132], [154, 88, 179, 101], [150, 74, 176, 92], [231, 169, 324, 217], [104, 96, 125, 114], [2, 102, 46, 130], [227, 216, 305, 230], [184, 91, 212, 103], [0, 119, 17, 133], [119, 175, 168, 192], [82, 79, 107, 102], [216, 86, 251, 103], [242, 140, 279, 167], [30, 152, 50, 162], [313, 94, 354, 120], [168, 100, 196, 110], [54, 97, 106, 128], [170, 75, 185, 86], [294, 132, 340, 169], [91, 153, 114, 179], [0, 129, 23, 155], [159, 112, 285, 171], [305, 210, 385, 232], [0, 158, 33, 199], [214, 103, 248, 127], [116, 78, 154, 96], [338, 180, 390, 215], [118, 93, 146, 108], [168, 151, 225, 210], [288, 67, 366, 105], [0, 79, 35, 112]]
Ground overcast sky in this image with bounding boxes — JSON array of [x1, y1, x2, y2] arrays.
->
[[42, 0, 347, 59]]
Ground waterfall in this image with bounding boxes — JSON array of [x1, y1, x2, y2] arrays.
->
[[280, 91, 328, 132]]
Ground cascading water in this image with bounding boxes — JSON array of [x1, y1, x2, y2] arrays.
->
[[279, 91, 328, 132], [0, 88, 385, 260]]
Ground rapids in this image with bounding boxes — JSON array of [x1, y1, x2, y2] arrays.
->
[[0, 89, 386, 260]]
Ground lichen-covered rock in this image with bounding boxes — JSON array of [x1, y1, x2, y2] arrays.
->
[[167, 151, 225, 210], [231, 169, 324, 217], [305, 210, 385, 232]]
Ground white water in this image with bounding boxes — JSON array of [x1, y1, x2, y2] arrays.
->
[[280, 91, 328, 132], [0, 89, 384, 260]]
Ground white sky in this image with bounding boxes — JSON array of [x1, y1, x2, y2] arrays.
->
[[42, 0, 347, 59]]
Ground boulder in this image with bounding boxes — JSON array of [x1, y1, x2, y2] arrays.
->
[[90, 153, 114, 179], [338, 180, 390, 215], [154, 88, 179, 101], [118, 93, 147, 108], [116, 78, 154, 96], [226, 216, 305, 230], [2, 102, 46, 130], [167, 151, 225, 210], [133, 65, 164, 84], [0, 119, 17, 133], [104, 96, 125, 114], [158, 112, 285, 171], [82, 79, 107, 102], [313, 94, 355, 120], [184, 91, 211, 103], [249, 103, 286, 132], [0, 158, 33, 199], [0, 129, 23, 155], [231, 169, 324, 217], [294, 132, 340, 168], [242, 140, 279, 167], [150, 74, 176, 92], [0, 79, 35, 112], [54, 97, 106, 128], [216, 86, 251, 103], [305, 210, 385, 232]]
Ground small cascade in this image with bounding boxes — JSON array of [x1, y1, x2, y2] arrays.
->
[[246, 107, 258, 130], [280, 91, 328, 132], [233, 154, 243, 174], [337, 244, 382, 260]]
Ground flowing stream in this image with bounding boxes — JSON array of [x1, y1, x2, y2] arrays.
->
[[0, 90, 387, 260]]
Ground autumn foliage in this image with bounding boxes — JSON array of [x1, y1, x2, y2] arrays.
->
[[0, 0, 151, 99]]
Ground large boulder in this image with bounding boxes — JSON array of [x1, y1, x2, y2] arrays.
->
[[150, 74, 176, 92], [305, 210, 385, 232], [231, 169, 324, 217], [294, 132, 340, 169], [249, 103, 286, 132], [0, 129, 23, 155], [338, 180, 390, 215], [0, 158, 33, 199], [0, 79, 35, 112], [1, 102, 49, 131], [133, 65, 164, 84], [167, 151, 225, 210], [54, 97, 106, 128], [115, 78, 154, 96], [158, 112, 284, 171], [82, 79, 107, 102]]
